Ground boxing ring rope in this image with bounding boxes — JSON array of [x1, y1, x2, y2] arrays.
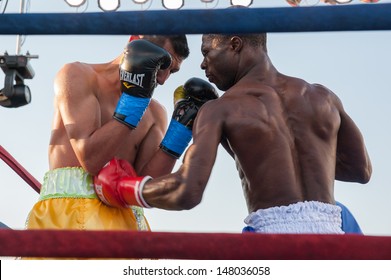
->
[[1, 229, 391, 259], [0, 145, 41, 193], [1, 4, 391, 259], [0, 4, 391, 35]]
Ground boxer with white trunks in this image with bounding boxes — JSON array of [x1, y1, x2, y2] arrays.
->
[[92, 30, 372, 235]]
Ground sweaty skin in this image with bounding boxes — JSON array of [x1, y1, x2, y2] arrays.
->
[[142, 34, 372, 213], [49, 39, 183, 177]]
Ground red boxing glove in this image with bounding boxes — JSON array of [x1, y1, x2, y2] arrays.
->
[[118, 175, 152, 208], [93, 158, 152, 208], [93, 158, 137, 208]]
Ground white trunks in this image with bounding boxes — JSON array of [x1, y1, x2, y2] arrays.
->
[[244, 201, 344, 234]]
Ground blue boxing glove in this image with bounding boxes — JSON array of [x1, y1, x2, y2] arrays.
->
[[160, 77, 219, 158], [113, 39, 172, 129]]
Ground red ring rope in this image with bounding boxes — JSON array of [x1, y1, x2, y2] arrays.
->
[[0, 145, 41, 193], [1, 229, 391, 259]]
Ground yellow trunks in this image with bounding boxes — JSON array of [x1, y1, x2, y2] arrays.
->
[[26, 167, 150, 231]]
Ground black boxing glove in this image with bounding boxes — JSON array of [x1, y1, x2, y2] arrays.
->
[[113, 39, 172, 129], [160, 77, 219, 158]]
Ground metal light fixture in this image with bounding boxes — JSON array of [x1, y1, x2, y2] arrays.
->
[[162, 0, 184, 9], [64, 0, 86, 7], [132, 0, 149, 3], [0, 84, 31, 108], [0, 52, 37, 108], [230, 0, 253, 6], [98, 0, 120, 11]]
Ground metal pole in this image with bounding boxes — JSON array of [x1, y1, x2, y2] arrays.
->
[[15, 0, 25, 54]]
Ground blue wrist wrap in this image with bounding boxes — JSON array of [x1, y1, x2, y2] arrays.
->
[[161, 119, 192, 158], [114, 93, 150, 128]]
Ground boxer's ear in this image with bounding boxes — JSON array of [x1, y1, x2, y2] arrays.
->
[[230, 36, 243, 52]]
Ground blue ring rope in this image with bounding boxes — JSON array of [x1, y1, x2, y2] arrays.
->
[[0, 4, 391, 35]]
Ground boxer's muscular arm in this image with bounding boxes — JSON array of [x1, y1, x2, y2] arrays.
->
[[55, 63, 131, 175], [135, 102, 177, 177], [57, 68, 174, 178], [55, 41, 171, 176], [143, 100, 223, 210], [334, 95, 372, 183]]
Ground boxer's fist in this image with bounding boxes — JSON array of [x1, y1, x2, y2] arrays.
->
[[173, 77, 218, 129], [160, 77, 218, 158], [119, 40, 172, 98], [113, 40, 172, 128], [93, 158, 135, 208], [184, 77, 219, 104], [93, 158, 152, 208]]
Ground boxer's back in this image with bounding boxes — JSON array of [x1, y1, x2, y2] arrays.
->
[[221, 76, 341, 213]]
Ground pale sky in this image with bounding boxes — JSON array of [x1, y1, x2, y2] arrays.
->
[[1, 0, 390, 236]]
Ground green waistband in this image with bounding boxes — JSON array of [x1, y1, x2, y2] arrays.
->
[[39, 167, 97, 201]]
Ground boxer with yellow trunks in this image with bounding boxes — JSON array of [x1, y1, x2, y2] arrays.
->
[[24, 38, 180, 233]]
